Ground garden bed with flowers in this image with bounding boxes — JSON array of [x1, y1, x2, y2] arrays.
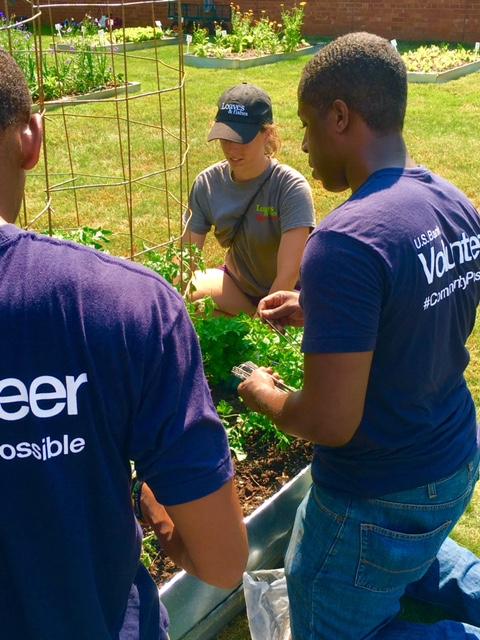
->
[[186, 2, 314, 67], [402, 44, 480, 83], [0, 21, 126, 102], [53, 24, 179, 53]]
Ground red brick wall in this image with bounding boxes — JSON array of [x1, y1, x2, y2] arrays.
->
[[6, 0, 171, 30], [242, 0, 479, 43], [7, 1, 480, 43]]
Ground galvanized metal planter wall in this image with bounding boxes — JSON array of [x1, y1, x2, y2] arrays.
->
[[185, 45, 321, 69], [408, 60, 480, 83], [159, 465, 312, 640]]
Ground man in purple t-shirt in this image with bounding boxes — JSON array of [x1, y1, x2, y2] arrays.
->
[[239, 33, 480, 639], [0, 51, 248, 639]]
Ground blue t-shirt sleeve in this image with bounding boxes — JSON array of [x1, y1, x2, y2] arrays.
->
[[301, 230, 387, 353], [129, 302, 233, 506]]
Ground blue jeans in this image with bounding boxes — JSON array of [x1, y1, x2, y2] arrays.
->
[[285, 452, 480, 639]]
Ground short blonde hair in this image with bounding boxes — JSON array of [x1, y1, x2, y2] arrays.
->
[[262, 123, 281, 157]]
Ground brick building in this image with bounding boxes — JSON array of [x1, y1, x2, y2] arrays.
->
[[242, 1, 479, 43], [7, 0, 480, 43]]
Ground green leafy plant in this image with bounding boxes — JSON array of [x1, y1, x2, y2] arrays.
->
[[191, 24, 213, 57], [140, 532, 160, 569], [252, 14, 280, 54], [402, 44, 479, 73], [229, 5, 255, 54], [141, 242, 205, 291], [46, 228, 203, 293], [79, 13, 99, 37], [191, 307, 253, 386], [191, 2, 308, 58], [61, 25, 175, 48], [280, 2, 308, 53], [109, 26, 175, 44], [0, 27, 121, 101], [192, 307, 303, 393], [49, 226, 113, 251], [216, 399, 248, 461], [192, 306, 303, 457]]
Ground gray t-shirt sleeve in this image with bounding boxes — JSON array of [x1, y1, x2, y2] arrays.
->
[[277, 168, 316, 233], [187, 174, 212, 235]]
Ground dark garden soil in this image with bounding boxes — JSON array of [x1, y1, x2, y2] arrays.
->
[[147, 435, 313, 586]]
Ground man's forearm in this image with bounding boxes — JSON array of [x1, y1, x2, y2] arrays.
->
[[251, 387, 319, 442], [247, 386, 351, 447], [157, 528, 198, 577], [140, 484, 199, 576]]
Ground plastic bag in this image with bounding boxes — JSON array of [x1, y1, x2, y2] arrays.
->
[[243, 569, 291, 640]]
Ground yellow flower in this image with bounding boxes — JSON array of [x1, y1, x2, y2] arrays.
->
[[299, 1, 307, 5]]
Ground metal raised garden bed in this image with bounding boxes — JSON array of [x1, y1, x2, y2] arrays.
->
[[32, 82, 141, 112], [407, 59, 480, 83], [52, 38, 179, 53], [185, 44, 322, 69], [159, 465, 312, 640]]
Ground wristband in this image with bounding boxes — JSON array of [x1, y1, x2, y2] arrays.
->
[[132, 480, 144, 522]]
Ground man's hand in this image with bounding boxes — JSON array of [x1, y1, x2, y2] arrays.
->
[[257, 291, 304, 330], [238, 367, 286, 414], [140, 483, 174, 543], [139, 480, 248, 589]]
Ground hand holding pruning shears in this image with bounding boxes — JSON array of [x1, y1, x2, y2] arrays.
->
[[237, 366, 290, 414]]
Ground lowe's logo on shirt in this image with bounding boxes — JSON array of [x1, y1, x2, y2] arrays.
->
[[0, 373, 88, 462], [256, 205, 278, 221]]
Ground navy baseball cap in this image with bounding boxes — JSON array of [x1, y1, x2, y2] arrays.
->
[[208, 83, 273, 144]]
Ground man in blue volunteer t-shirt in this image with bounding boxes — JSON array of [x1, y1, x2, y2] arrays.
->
[[0, 51, 248, 639], [239, 32, 480, 639]]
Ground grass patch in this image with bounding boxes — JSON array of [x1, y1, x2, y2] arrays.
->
[[26, 42, 480, 249]]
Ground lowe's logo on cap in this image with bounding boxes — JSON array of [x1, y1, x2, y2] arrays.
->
[[221, 102, 249, 117]]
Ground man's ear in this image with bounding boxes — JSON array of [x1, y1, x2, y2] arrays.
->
[[20, 113, 43, 170], [330, 99, 350, 134]]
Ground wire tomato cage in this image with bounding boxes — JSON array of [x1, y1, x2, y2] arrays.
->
[[2, 0, 195, 291]]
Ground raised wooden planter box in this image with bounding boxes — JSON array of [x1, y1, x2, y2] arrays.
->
[[407, 59, 480, 83], [185, 44, 322, 69], [52, 38, 178, 54], [159, 465, 312, 640], [32, 81, 141, 112]]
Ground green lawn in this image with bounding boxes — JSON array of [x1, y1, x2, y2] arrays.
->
[[24, 42, 480, 639], [27, 43, 480, 254]]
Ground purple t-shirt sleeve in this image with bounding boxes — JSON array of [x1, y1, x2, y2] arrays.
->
[[129, 302, 233, 506], [301, 230, 386, 353]]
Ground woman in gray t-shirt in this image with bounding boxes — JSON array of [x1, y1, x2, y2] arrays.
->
[[186, 83, 315, 316]]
